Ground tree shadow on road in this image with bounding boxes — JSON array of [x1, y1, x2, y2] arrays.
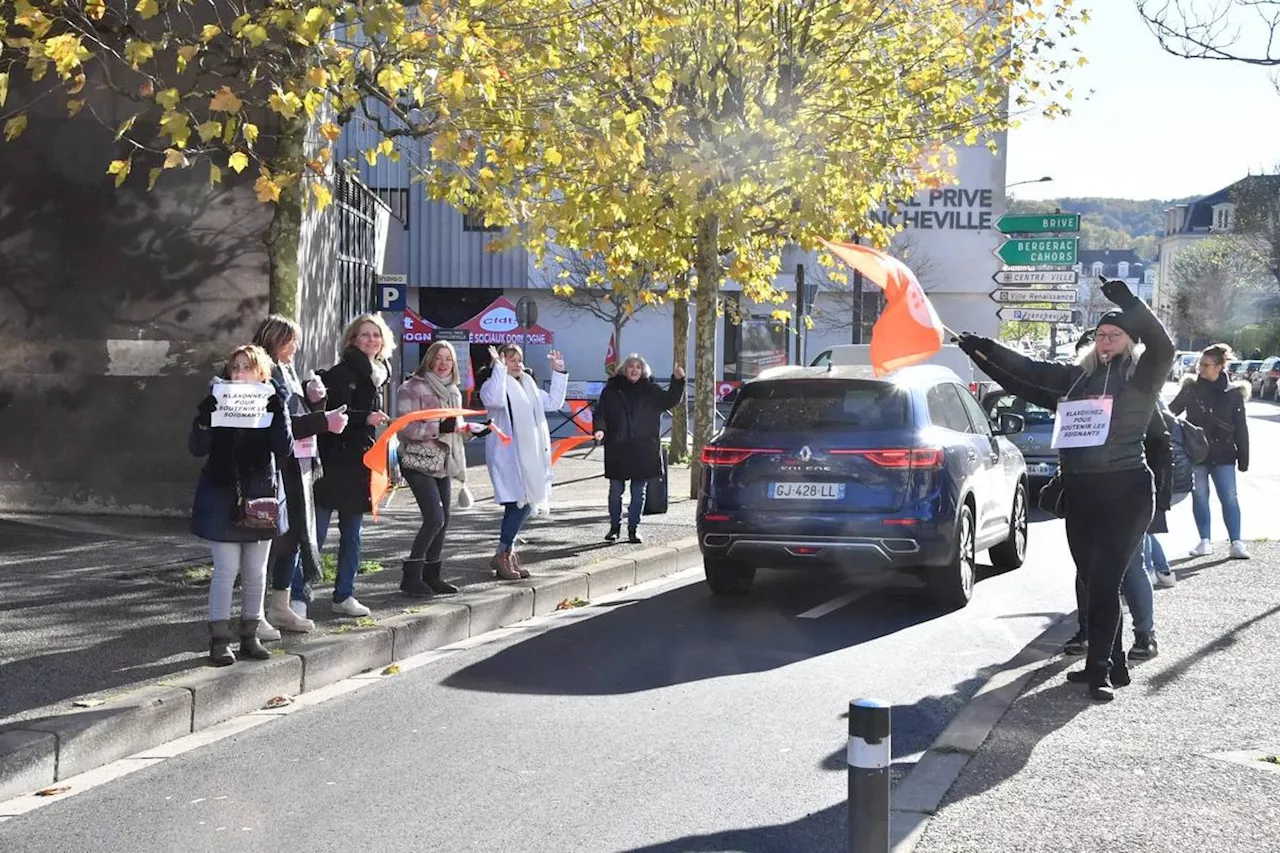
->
[[610, 801, 846, 853]]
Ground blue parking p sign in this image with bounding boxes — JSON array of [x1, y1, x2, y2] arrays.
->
[[378, 283, 406, 312]]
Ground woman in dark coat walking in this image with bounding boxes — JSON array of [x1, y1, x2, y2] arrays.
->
[[252, 315, 350, 632], [189, 344, 293, 666], [1170, 343, 1251, 559], [592, 354, 686, 543], [313, 313, 394, 618]]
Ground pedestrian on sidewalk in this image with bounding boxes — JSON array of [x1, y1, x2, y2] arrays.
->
[[313, 314, 395, 617], [252, 315, 350, 633], [479, 344, 569, 580], [189, 344, 293, 666], [957, 278, 1176, 701], [395, 340, 485, 596], [1147, 398, 1196, 590], [1169, 344, 1251, 560], [591, 354, 686, 544]]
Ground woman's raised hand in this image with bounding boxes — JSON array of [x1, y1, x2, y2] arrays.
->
[[549, 350, 565, 372]]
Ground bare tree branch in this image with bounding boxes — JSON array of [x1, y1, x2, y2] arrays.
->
[[1136, 0, 1280, 65]]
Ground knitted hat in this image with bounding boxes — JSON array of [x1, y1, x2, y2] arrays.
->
[[1095, 310, 1135, 339]]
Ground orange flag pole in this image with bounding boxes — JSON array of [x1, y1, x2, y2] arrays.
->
[[550, 434, 596, 464]]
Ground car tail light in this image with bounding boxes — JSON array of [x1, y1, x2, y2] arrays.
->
[[830, 447, 945, 469], [703, 513, 731, 522], [968, 382, 979, 395], [699, 446, 781, 467]]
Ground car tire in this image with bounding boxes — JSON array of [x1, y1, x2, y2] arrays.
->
[[704, 556, 755, 597], [989, 482, 1028, 570], [929, 503, 975, 609]]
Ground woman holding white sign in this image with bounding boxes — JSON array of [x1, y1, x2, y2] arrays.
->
[[253, 315, 350, 633], [956, 278, 1175, 702], [313, 314, 395, 618], [189, 344, 293, 666]]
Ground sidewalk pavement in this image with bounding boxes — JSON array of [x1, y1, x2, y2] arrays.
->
[[0, 452, 700, 799], [898, 542, 1280, 853]]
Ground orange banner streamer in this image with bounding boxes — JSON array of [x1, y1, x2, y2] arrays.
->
[[551, 434, 597, 464], [363, 408, 485, 518]]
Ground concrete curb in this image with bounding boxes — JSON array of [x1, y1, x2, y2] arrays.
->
[[0, 538, 702, 801], [889, 616, 1077, 852]]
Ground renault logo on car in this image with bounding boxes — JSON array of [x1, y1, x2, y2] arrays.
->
[[797, 446, 812, 462]]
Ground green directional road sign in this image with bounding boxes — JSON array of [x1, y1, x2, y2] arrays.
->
[[995, 213, 1081, 234], [994, 237, 1078, 266]]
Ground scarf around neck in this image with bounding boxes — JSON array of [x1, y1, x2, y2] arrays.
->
[[420, 371, 467, 481]]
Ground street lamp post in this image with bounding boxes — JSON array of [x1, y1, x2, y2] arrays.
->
[[1005, 175, 1054, 190]]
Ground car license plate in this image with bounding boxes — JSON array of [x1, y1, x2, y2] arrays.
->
[[769, 482, 845, 500], [1029, 463, 1057, 477]]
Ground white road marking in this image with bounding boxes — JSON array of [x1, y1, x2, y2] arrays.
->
[[796, 588, 874, 619]]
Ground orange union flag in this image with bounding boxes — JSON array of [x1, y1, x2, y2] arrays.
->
[[820, 239, 945, 376]]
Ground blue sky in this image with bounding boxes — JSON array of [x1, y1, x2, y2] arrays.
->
[[1006, 2, 1280, 202]]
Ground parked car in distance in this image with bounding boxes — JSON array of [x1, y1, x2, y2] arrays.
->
[[1252, 356, 1280, 400], [984, 391, 1057, 485], [1168, 351, 1196, 381], [1227, 360, 1243, 381], [696, 365, 1029, 609], [1240, 359, 1264, 386]]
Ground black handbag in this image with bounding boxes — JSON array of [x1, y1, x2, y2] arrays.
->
[[232, 472, 280, 531], [1037, 471, 1066, 518], [643, 446, 669, 515]]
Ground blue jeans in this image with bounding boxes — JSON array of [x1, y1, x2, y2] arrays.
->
[[499, 502, 533, 552], [270, 548, 310, 603], [1144, 534, 1171, 576], [608, 479, 648, 529], [315, 505, 363, 603], [1191, 464, 1242, 541], [1121, 545, 1154, 635]]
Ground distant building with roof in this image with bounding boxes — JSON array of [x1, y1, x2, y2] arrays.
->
[[1071, 249, 1156, 327]]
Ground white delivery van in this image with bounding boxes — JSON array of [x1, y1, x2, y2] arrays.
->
[[808, 344, 995, 397]]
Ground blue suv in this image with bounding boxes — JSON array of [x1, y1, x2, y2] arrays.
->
[[696, 365, 1030, 607]]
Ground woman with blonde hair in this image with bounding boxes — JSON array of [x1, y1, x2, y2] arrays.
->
[[394, 340, 484, 595], [956, 278, 1175, 701], [479, 343, 568, 579], [252, 315, 350, 632], [189, 344, 293, 665], [313, 313, 394, 617]]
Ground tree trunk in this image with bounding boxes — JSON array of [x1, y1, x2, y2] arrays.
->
[[690, 214, 720, 498], [670, 282, 690, 463], [265, 117, 307, 319]]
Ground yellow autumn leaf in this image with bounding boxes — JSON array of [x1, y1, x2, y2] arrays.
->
[[209, 86, 242, 113], [176, 45, 198, 73], [155, 88, 180, 110], [123, 40, 154, 68], [147, 167, 162, 191], [163, 148, 187, 169], [242, 123, 259, 146], [200, 24, 221, 42], [209, 162, 222, 186], [306, 67, 328, 88], [545, 147, 562, 166], [66, 99, 83, 116], [228, 151, 249, 173], [0, 73, 8, 108], [3, 115, 28, 141], [268, 91, 301, 119], [377, 139, 394, 156], [196, 121, 221, 142], [311, 182, 333, 210], [106, 159, 131, 187], [114, 115, 136, 141], [135, 0, 159, 19], [364, 148, 378, 167], [240, 24, 269, 47], [254, 174, 281, 203], [319, 122, 342, 142]]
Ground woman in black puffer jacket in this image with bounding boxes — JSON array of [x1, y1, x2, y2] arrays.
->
[[1170, 343, 1250, 560], [312, 313, 395, 618]]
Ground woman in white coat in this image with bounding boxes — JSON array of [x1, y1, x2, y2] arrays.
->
[[480, 344, 568, 580]]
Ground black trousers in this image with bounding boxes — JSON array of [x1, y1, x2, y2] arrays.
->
[[404, 471, 451, 564], [1064, 467, 1154, 672]]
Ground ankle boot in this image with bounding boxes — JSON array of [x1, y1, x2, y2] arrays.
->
[[237, 619, 272, 660], [493, 551, 521, 580], [510, 550, 530, 578], [628, 526, 642, 544], [423, 561, 459, 594], [399, 559, 434, 597], [208, 620, 236, 667], [268, 590, 314, 633], [605, 523, 621, 542], [1066, 664, 1115, 701]]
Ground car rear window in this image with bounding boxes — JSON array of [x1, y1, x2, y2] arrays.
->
[[728, 380, 910, 431]]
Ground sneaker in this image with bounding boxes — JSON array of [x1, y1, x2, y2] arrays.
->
[[1154, 571, 1177, 589], [333, 596, 371, 618], [289, 599, 308, 618], [1128, 632, 1158, 660], [1230, 540, 1250, 560], [257, 617, 282, 641], [1190, 539, 1212, 557], [1063, 629, 1086, 656]]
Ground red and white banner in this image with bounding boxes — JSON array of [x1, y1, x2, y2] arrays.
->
[[604, 332, 617, 373], [460, 296, 555, 345], [403, 307, 437, 343]]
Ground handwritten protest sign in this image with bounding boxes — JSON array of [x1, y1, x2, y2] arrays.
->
[[211, 381, 274, 429], [1051, 397, 1113, 449]]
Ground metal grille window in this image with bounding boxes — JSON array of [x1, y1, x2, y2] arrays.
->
[[335, 169, 382, 322]]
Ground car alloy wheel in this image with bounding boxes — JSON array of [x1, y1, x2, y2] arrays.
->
[[957, 508, 975, 599]]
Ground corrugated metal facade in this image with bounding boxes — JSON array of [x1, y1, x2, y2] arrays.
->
[[335, 115, 529, 290]]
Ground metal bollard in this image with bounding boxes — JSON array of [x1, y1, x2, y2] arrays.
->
[[848, 698, 892, 853]]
